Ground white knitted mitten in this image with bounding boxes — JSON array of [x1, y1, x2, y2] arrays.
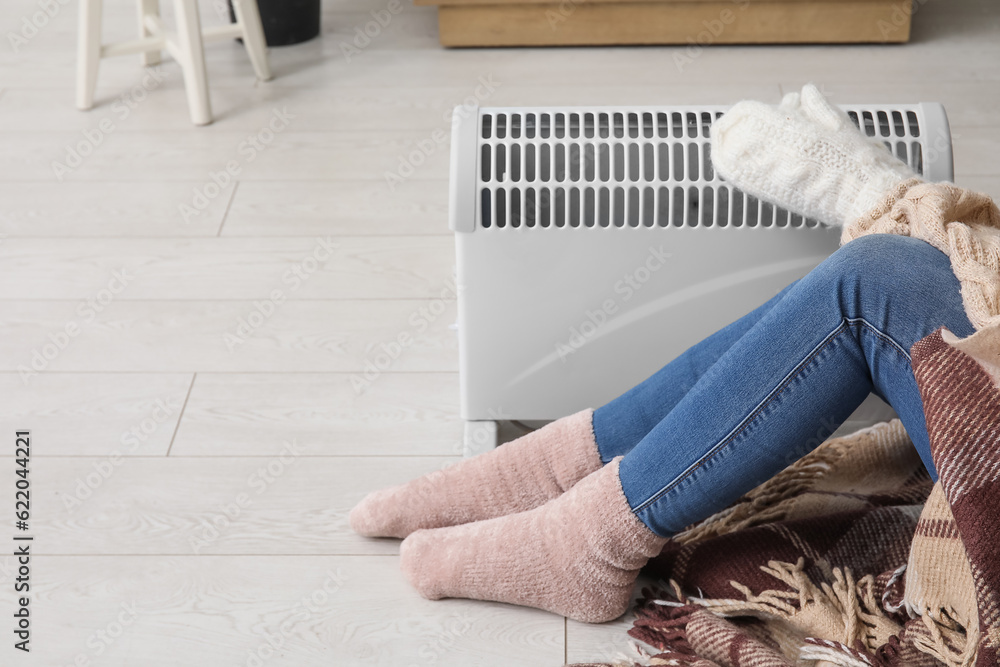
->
[[710, 84, 920, 227]]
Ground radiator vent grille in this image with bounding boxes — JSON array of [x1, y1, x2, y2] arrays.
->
[[475, 105, 929, 230]]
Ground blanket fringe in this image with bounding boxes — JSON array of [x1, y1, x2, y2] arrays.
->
[[686, 559, 882, 654], [664, 556, 978, 667], [908, 612, 978, 667], [687, 558, 888, 629], [799, 638, 873, 667]]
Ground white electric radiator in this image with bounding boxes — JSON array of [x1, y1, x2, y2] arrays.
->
[[449, 103, 953, 454]]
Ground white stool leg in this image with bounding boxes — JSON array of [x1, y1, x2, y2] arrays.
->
[[231, 0, 272, 81], [173, 0, 212, 125], [138, 0, 161, 66], [76, 0, 103, 110]]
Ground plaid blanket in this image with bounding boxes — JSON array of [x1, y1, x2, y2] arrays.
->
[[570, 325, 998, 667], [572, 180, 1000, 667]]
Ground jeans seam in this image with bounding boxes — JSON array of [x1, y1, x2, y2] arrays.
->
[[631, 315, 912, 517], [844, 316, 911, 361]]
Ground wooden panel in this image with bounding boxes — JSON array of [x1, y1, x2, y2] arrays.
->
[[436, 1, 909, 47]]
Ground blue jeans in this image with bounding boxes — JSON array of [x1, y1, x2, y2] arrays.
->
[[592, 235, 975, 538]]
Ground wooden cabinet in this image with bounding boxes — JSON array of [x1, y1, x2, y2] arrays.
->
[[413, 0, 912, 47]]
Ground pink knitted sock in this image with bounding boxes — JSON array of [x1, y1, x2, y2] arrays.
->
[[349, 409, 604, 538], [398, 458, 667, 623]]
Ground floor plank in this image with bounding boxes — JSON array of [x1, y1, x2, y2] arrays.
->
[[565, 578, 658, 665], [0, 373, 192, 456], [0, 182, 227, 237], [0, 555, 564, 666], [960, 175, 1000, 203], [172, 372, 463, 457], [0, 237, 455, 299], [953, 127, 1000, 177], [0, 129, 453, 182], [223, 179, 451, 237], [0, 299, 458, 373], [18, 455, 455, 554]]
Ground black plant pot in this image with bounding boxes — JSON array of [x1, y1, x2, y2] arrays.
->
[[229, 0, 321, 46]]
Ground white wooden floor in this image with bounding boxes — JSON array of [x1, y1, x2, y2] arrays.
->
[[0, 0, 998, 664]]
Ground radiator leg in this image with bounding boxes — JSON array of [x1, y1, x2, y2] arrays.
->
[[464, 420, 497, 457]]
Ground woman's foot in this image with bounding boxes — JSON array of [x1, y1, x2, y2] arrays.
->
[[710, 83, 920, 227], [398, 458, 667, 623], [349, 409, 604, 538]]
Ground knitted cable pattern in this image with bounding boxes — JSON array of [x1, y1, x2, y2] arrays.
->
[[843, 179, 1000, 331]]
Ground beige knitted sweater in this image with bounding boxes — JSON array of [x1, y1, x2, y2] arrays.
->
[[844, 178, 1000, 332]]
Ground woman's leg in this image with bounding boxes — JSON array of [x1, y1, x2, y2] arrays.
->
[[619, 234, 975, 537], [353, 275, 798, 538], [352, 278, 802, 538], [399, 235, 973, 623], [593, 282, 794, 461]]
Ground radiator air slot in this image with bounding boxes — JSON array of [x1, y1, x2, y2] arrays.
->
[[474, 105, 932, 230]]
